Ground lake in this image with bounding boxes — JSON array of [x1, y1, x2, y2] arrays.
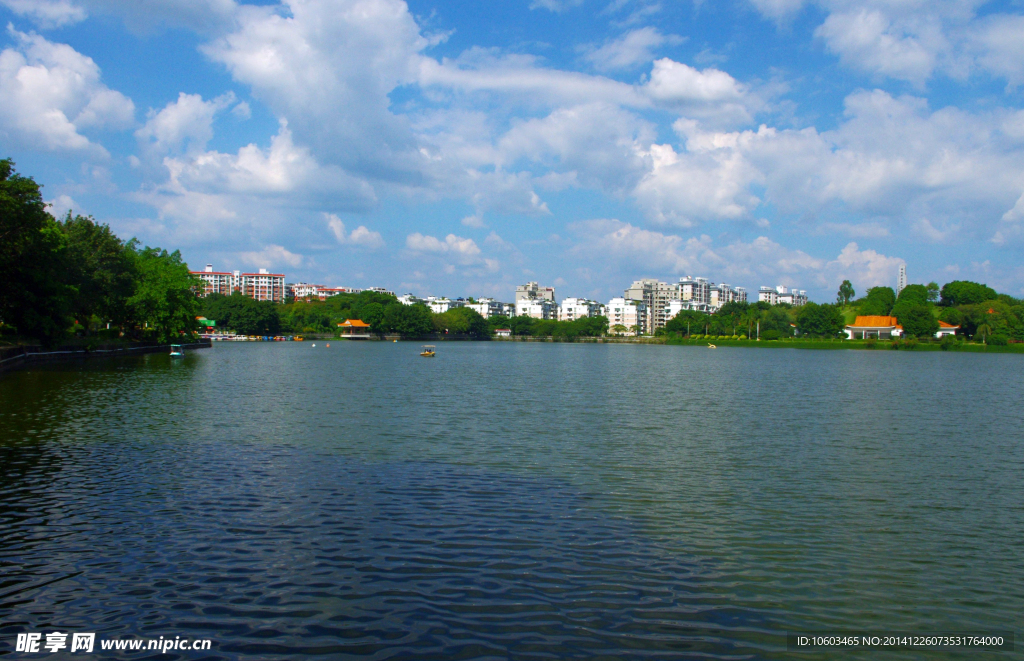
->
[[1, 342, 1021, 659]]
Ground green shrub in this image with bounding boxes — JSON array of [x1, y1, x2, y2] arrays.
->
[[940, 335, 956, 351], [762, 329, 782, 340], [865, 338, 877, 349], [988, 335, 1009, 346]]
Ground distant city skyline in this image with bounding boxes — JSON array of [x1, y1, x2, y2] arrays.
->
[[4, 0, 1022, 302]]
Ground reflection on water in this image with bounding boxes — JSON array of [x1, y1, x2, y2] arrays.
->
[[1, 343, 1021, 659]]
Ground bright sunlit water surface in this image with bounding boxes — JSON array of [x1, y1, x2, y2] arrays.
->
[[1, 342, 1021, 660]]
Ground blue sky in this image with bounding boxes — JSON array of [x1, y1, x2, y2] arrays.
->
[[3, 0, 1024, 303]]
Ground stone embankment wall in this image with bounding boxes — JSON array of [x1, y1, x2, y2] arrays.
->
[[0, 341, 212, 374]]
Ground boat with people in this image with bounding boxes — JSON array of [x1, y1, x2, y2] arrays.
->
[[420, 345, 436, 357]]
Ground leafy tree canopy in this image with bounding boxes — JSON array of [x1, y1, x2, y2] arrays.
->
[[837, 279, 855, 305], [796, 302, 845, 337], [859, 286, 896, 316], [0, 159, 74, 345], [896, 283, 929, 305], [896, 303, 939, 338], [940, 280, 997, 306]]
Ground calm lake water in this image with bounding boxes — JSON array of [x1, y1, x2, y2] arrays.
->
[[1, 342, 1021, 660]]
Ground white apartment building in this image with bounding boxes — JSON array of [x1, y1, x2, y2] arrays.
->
[[606, 297, 646, 335], [758, 285, 808, 306], [288, 283, 321, 299], [559, 297, 605, 322], [193, 265, 236, 297], [710, 283, 747, 308], [243, 268, 286, 303], [192, 265, 285, 302], [678, 276, 712, 307], [365, 287, 395, 297], [426, 296, 464, 314], [516, 282, 555, 302], [465, 298, 509, 319], [625, 276, 744, 332], [516, 298, 558, 320], [397, 294, 425, 306]]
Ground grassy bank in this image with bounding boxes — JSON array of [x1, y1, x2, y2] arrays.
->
[[664, 336, 1024, 353]]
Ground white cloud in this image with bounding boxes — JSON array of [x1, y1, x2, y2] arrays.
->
[[818, 221, 890, 238], [238, 244, 304, 269], [406, 232, 481, 260], [1002, 192, 1024, 222], [498, 102, 655, 193], [203, 0, 428, 184], [633, 141, 762, 226], [231, 101, 251, 119], [324, 213, 385, 249], [79, 0, 239, 34], [461, 214, 486, 228], [45, 193, 83, 218], [0, 29, 134, 155], [136, 92, 236, 157], [968, 14, 1024, 87], [582, 27, 684, 71], [825, 242, 903, 289], [748, 0, 807, 22], [0, 0, 86, 28], [642, 58, 759, 123], [814, 9, 938, 86], [529, 0, 584, 12], [569, 219, 904, 294], [419, 51, 648, 109], [631, 90, 1024, 234], [912, 217, 959, 243]]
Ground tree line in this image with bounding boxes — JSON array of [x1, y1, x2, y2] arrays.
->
[[204, 290, 611, 339], [845, 279, 1022, 343], [1, 160, 200, 346], [658, 278, 1023, 343]]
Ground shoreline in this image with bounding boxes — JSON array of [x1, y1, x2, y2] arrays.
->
[[0, 340, 212, 374]]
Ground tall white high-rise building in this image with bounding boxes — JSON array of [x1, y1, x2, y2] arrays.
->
[[897, 265, 907, 295]]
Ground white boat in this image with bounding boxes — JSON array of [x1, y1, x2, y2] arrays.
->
[[169, 344, 184, 357]]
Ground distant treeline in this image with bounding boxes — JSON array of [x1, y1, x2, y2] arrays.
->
[[204, 290, 610, 339], [662, 279, 1023, 342], [1, 159, 199, 346]]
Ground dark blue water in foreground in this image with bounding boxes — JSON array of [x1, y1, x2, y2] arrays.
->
[[0, 342, 1021, 659]]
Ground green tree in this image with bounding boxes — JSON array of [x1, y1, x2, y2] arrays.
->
[[611, 324, 627, 335], [59, 212, 138, 332], [664, 309, 708, 335], [508, 315, 535, 336], [896, 283, 929, 305], [360, 302, 386, 332], [0, 159, 74, 345], [760, 306, 794, 336], [860, 286, 896, 316], [926, 282, 939, 302], [940, 280, 997, 306], [127, 245, 201, 342], [796, 302, 845, 337], [896, 304, 939, 339], [836, 280, 855, 306], [202, 293, 281, 335]]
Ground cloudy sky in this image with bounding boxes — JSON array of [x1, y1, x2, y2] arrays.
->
[[3, 0, 1023, 302]]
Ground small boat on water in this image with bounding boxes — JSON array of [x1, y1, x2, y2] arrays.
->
[[169, 344, 184, 357], [420, 345, 436, 357], [707, 343, 717, 349]]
